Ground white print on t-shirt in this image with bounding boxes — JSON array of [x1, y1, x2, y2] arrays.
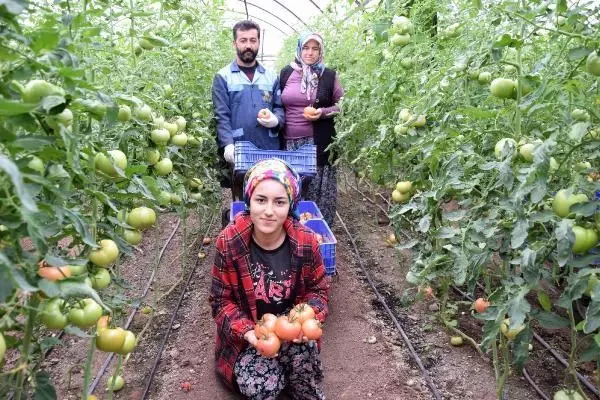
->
[[252, 266, 293, 304]]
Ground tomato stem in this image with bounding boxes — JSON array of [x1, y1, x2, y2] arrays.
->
[[14, 295, 40, 399], [81, 329, 97, 400]]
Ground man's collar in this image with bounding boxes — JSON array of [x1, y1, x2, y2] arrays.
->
[[230, 60, 265, 73]]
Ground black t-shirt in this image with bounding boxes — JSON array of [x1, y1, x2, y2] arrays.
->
[[238, 64, 257, 82], [249, 236, 295, 318]]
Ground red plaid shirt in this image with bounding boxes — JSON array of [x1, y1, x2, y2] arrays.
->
[[209, 214, 330, 389]]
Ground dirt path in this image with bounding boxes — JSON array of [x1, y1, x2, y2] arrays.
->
[[43, 184, 550, 400]]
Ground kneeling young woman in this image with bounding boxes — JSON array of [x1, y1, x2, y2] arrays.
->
[[209, 158, 330, 399]]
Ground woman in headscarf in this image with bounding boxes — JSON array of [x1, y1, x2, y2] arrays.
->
[[209, 158, 329, 399], [279, 32, 344, 227]]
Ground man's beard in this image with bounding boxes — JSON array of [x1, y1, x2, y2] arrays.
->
[[237, 47, 258, 63]]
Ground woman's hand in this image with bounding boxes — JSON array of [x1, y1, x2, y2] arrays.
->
[[303, 108, 322, 121], [244, 330, 258, 347], [292, 330, 309, 344]]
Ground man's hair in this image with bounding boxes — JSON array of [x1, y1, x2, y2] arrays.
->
[[233, 20, 260, 40]]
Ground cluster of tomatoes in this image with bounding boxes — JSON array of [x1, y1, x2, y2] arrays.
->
[[252, 303, 323, 357]]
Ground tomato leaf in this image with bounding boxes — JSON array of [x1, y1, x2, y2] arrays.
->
[[418, 215, 431, 233], [0, 99, 38, 116], [580, 339, 600, 362], [40, 95, 66, 113], [62, 208, 96, 247], [569, 122, 589, 141], [584, 300, 600, 334], [555, 219, 573, 267], [507, 287, 531, 328], [33, 370, 56, 400], [10, 135, 56, 151], [438, 226, 458, 239], [511, 220, 529, 249], [0, 0, 28, 15], [570, 202, 597, 218], [532, 310, 569, 329], [520, 248, 540, 285], [537, 291, 552, 312], [0, 154, 38, 212], [0, 255, 16, 302], [0, 253, 36, 294]]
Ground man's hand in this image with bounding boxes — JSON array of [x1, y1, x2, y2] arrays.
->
[[223, 144, 235, 164], [256, 108, 279, 128]]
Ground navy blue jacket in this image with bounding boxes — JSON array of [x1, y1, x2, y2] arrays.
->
[[212, 61, 284, 150]]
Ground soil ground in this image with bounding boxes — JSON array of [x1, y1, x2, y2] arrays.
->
[[38, 177, 596, 400]]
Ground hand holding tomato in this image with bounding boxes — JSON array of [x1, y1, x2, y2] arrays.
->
[[303, 106, 322, 121]]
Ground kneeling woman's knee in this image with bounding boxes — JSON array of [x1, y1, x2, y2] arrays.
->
[[235, 349, 285, 398]]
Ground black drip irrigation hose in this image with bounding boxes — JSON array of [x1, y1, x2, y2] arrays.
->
[[87, 217, 182, 395], [335, 211, 444, 400], [141, 211, 217, 400], [451, 285, 600, 399]]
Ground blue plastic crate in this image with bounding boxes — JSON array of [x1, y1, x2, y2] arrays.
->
[[303, 219, 337, 276], [230, 201, 323, 222], [234, 141, 317, 177]]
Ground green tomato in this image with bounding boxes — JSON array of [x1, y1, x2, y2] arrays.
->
[[586, 51, 600, 76], [171, 133, 188, 146], [552, 190, 588, 217], [571, 109, 590, 122], [106, 375, 125, 392], [123, 229, 143, 245], [399, 108, 411, 122], [163, 84, 173, 98], [395, 181, 413, 193], [450, 336, 463, 346], [117, 105, 132, 122], [392, 15, 412, 34], [400, 57, 414, 69], [188, 178, 202, 188], [156, 190, 172, 206], [163, 122, 179, 136], [494, 138, 517, 159], [127, 207, 156, 230], [68, 264, 88, 275], [478, 71, 492, 84], [572, 226, 598, 254], [89, 239, 119, 267], [553, 389, 585, 400], [170, 193, 182, 204], [575, 161, 591, 172], [68, 298, 102, 328], [187, 136, 201, 146], [94, 150, 127, 177], [174, 116, 186, 131], [40, 298, 68, 330], [394, 125, 408, 135], [139, 38, 154, 50], [55, 108, 73, 126], [490, 78, 516, 99], [134, 104, 152, 121], [189, 192, 203, 201], [391, 189, 410, 203], [500, 318, 524, 340], [152, 115, 165, 129], [27, 156, 45, 173], [151, 129, 170, 145], [412, 115, 426, 128], [145, 148, 161, 165], [117, 330, 137, 355], [390, 33, 410, 46], [96, 327, 126, 353], [91, 268, 111, 290], [154, 158, 173, 176], [519, 143, 535, 162], [181, 38, 194, 49], [0, 332, 5, 363], [22, 80, 65, 103]]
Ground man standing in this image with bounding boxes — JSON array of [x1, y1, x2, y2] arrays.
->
[[212, 20, 284, 202]]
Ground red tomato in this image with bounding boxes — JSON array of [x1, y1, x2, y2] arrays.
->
[[274, 316, 302, 341], [289, 303, 316, 324], [302, 318, 322, 340], [254, 313, 277, 336], [473, 298, 490, 313], [256, 331, 281, 357]]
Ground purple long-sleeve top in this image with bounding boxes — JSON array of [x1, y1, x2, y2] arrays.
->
[[281, 69, 344, 140]]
